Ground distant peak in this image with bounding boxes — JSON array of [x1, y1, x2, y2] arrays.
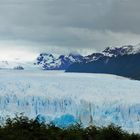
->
[[102, 45, 137, 57], [36, 53, 84, 70]]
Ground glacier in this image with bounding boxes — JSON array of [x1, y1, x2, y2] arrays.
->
[[0, 70, 140, 132]]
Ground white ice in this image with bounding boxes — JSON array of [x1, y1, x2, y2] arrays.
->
[[0, 70, 139, 133]]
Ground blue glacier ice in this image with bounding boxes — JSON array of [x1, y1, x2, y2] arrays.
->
[[0, 70, 139, 133], [52, 114, 77, 127]]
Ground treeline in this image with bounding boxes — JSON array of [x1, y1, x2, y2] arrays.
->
[[0, 115, 139, 140]]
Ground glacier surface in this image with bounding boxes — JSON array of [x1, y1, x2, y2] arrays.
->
[[0, 70, 139, 132]]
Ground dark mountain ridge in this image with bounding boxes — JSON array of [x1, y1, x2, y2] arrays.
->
[[66, 44, 140, 80]]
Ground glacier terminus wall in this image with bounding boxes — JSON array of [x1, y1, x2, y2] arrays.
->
[[0, 70, 140, 133]]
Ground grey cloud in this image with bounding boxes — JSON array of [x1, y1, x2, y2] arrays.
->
[[0, 0, 139, 54]]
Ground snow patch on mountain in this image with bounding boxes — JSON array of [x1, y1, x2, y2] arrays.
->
[[102, 44, 140, 57], [85, 44, 140, 63], [102, 45, 133, 57], [36, 53, 84, 70]]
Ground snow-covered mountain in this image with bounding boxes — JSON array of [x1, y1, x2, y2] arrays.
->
[[35, 44, 140, 72], [0, 70, 140, 132], [36, 53, 84, 70], [67, 44, 140, 80], [85, 44, 140, 62], [1, 44, 140, 73]]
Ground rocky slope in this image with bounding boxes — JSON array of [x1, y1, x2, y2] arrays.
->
[[66, 44, 140, 80], [36, 53, 84, 70]]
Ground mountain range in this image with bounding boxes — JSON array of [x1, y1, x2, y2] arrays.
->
[[36, 53, 84, 70], [66, 44, 140, 80], [0, 44, 140, 80]]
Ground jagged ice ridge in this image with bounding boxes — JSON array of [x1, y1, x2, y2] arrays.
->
[[0, 70, 139, 133]]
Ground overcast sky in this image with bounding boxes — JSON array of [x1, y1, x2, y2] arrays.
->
[[0, 0, 140, 60]]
